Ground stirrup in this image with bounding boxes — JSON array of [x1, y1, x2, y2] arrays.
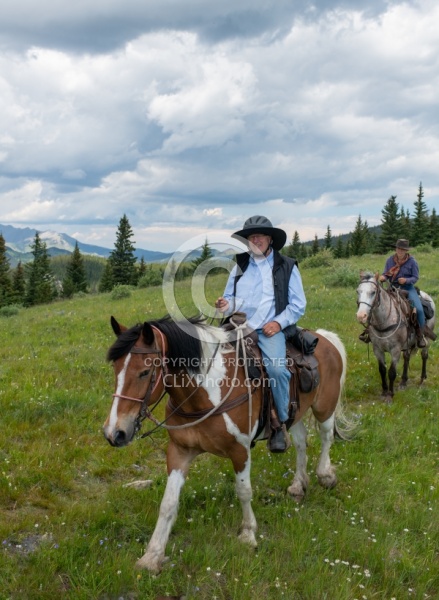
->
[[359, 330, 370, 343], [417, 335, 427, 348]]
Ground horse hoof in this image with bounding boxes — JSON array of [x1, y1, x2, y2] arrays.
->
[[238, 529, 258, 548], [136, 553, 167, 573], [318, 473, 337, 490], [287, 484, 306, 503]]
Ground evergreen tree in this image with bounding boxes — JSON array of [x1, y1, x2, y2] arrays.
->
[[411, 182, 430, 246], [333, 236, 345, 259], [11, 261, 26, 304], [138, 256, 147, 278], [323, 225, 332, 250], [350, 215, 370, 256], [0, 233, 13, 307], [99, 259, 115, 292], [378, 196, 402, 253], [430, 208, 439, 248], [399, 206, 411, 240], [24, 233, 57, 306], [109, 214, 137, 286], [311, 234, 320, 255], [62, 242, 87, 297], [191, 238, 214, 272], [284, 231, 301, 259], [300, 243, 309, 260]]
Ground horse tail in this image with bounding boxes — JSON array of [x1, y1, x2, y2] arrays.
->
[[316, 329, 358, 440]]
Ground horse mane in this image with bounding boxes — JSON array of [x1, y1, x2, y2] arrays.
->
[[107, 323, 143, 362], [107, 314, 227, 374], [360, 271, 375, 281]]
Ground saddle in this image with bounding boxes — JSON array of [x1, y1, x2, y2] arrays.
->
[[221, 313, 320, 442]]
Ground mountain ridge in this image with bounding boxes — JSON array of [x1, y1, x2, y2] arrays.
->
[[0, 223, 173, 266]]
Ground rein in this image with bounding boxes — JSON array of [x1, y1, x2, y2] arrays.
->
[[113, 316, 255, 444], [112, 326, 167, 432]]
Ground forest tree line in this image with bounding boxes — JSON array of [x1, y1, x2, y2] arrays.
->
[[0, 183, 438, 309]]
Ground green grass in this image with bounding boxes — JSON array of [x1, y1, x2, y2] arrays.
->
[[0, 252, 438, 599]]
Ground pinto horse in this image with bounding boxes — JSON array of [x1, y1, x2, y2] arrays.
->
[[356, 271, 436, 400], [103, 315, 351, 573]]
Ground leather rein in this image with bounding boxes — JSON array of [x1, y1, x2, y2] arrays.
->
[[112, 319, 256, 440]]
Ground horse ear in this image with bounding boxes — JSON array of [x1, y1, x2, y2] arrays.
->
[[110, 316, 126, 336], [374, 272, 380, 281], [142, 322, 155, 346], [359, 269, 365, 279]]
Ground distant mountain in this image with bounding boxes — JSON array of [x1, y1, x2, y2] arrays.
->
[[0, 223, 174, 266]]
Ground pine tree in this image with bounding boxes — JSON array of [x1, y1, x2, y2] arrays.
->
[[24, 233, 57, 306], [378, 196, 402, 253], [191, 238, 214, 273], [284, 231, 301, 259], [109, 214, 137, 286], [0, 233, 13, 307], [324, 225, 332, 250], [399, 206, 412, 240], [138, 256, 147, 278], [411, 182, 430, 246], [62, 242, 87, 297], [11, 261, 26, 304], [430, 208, 439, 248], [311, 235, 320, 255], [350, 215, 369, 256], [333, 236, 345, 259], [99, 259, 115, 292]]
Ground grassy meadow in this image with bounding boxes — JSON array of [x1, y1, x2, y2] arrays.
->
[[0, 250, 438, 600]]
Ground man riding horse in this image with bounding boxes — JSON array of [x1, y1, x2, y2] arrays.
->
[[360, 239, 436, 347], [215, 215, 307, 453]]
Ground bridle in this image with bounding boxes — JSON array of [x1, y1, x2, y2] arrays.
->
[[357, 279, 405, 340], [357, 278, 382, 312], [112, 326, 167, 433], [111, 317, 257, 443]]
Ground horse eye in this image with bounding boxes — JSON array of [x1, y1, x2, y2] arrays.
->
[[139, 369, 150, 379]]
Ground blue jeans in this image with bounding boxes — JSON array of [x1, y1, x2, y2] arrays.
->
[[257, 329, 291, 423], [398, 284, 425, 327]]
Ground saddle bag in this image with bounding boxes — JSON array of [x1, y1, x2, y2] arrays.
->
[[286, 348, 320, 393], [420, 297, 434, 320], [289, 327, 319, 355]]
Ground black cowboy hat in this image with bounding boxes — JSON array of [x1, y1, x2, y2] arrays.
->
[[232, 215, 287, 251], [394, 239, 410, 250]]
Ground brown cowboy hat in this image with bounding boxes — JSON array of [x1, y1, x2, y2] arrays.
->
[[394, 239, 410, 250], [232, 215, 287, 251]]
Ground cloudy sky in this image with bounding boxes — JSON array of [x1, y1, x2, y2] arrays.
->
[[0, 0, 438, 252]]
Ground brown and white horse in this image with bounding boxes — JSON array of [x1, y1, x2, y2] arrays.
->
[[103, 315, 350, 573]]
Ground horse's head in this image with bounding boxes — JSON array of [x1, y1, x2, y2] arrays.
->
[[103, 316, 166, 447], [356, 271, 380, 324]]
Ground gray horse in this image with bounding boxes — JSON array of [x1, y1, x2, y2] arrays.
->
[[356, 271, 436, 401]]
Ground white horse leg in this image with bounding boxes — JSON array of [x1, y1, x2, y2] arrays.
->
[[235, 455, 258, 548], [136, 469, 185, 573], [316, 414, 337, 489], [287, 420, 310, 501]]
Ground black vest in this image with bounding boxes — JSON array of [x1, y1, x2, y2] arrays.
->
[[233, 250, 298, 339]]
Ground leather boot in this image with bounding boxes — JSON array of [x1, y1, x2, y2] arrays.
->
[[269, 423, 292, 453], [359, 328, 370, 343], [416, 326, 426, 348]]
